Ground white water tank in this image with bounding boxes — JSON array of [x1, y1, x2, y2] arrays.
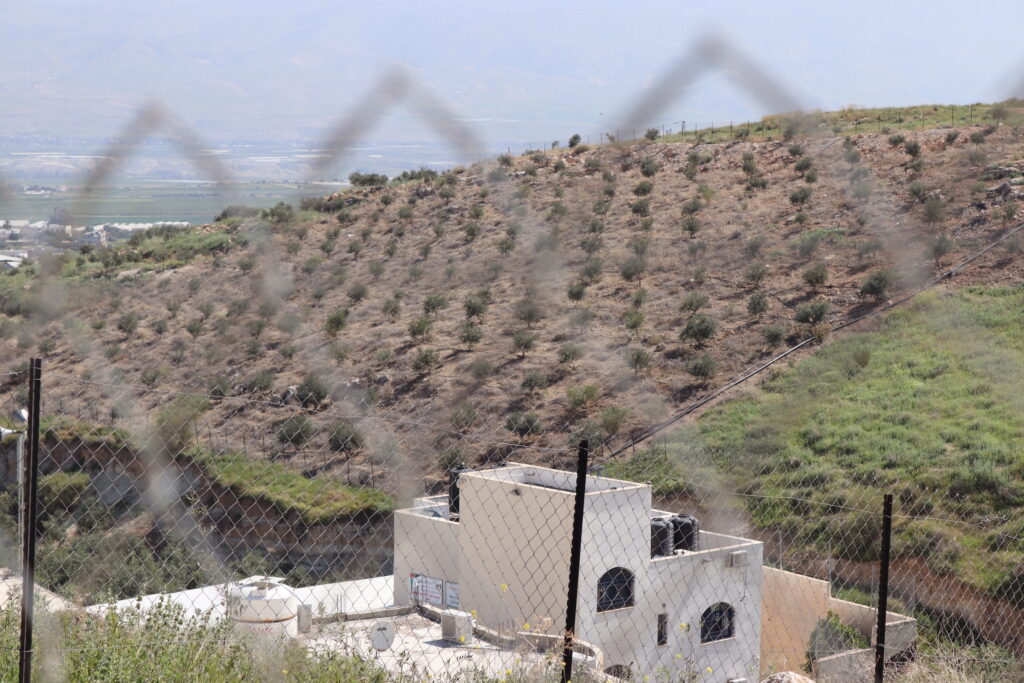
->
[[226, 576, 300, 638]]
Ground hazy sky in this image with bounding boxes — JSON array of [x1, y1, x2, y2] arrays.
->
[[2, 0, 1022, 146]]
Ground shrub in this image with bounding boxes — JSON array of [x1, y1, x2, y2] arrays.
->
[[794, 158, 812, 173], [464, 292, 489, 319], [686, 353, 717, 381], [789, 187, 812, 206], [860, 269, 895, 301], [746, 263, 769, 287], [521, 370, 548, 394], [887, 134, 905, 148], [630, 199, 651, 217], [644, 128, 660, 141], [804, 168, 818, 183], [116, 312, 139, 336], [788, 143, 805, 157], [278, 415, 314, 446], [802, 261, 828, 289], [681, 197, 703, 215], [412, 348, 440, 373], [347, 282, 368, 303], [296, 374, 330, 408], [324, 309, 348, 338], [568, 134, 581, 148], [945, 130, 960, 144], [680, 291, 709, 314], [640, 158, 661, 177], [470, 357, 495, 380], [348, 171, 388, 187], [458, 320, 483, 349], [682, 216, 701, 238], [908, 180, 928, 203], [514, 298, 544, 326], [762, 324, 785, 347], [794, 301, 829, 325], [513, 329, 539, 357], [567, 280, 587, 305], [328, 420, 364, 453], [382, 297, 401, 320], [904, 140, 921, 157], [580, 257, 603, 282], [240, 370, 274, 394], [619, 255, 647, 282], [680, 314, 717, 346], [623, 307, 644, 337], [627, 348, 652, 374], [747, 291, 769, 316], [506, 411, 542, 437], [567, 384, 601, 410], [559, 344, 583, 367], [408, 316, 432, 343], [185, 319, 204, 340], [633, 181, 654, 196], [423, 292, 449, 317], [928, 234, 953, 266], [923, 197, 945, 226]]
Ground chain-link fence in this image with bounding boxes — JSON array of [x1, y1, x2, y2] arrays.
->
[[0, 362, 1019, 681], [1, 30, 1024, 683]]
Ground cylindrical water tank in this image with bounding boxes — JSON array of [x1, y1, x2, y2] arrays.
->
[[671, 514, 700, 552], [226, 577, 298, 636], [651, 518, 674, 557]]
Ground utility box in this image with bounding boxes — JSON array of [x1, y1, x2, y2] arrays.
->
[[440, 609, 474, 644]]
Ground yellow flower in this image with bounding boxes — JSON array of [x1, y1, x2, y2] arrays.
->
[[675, 654, 682, 659], [500, 583, 508, 592], [505, 670, 512, 676], [523, 623, 531, 630], [706, 667, 713, 674], [471, 610, 477, 618], [459, 635, 466, 643], [679, 622, 689, 631], [643, 677, 650, 682]]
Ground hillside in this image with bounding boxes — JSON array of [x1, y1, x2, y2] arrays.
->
[[2, 111, 1023, 498]]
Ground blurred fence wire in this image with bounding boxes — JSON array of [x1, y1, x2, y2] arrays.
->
[[0, 30, 1022, 683]]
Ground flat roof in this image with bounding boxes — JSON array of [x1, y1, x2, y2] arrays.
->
[[465, 462, 646, 495]]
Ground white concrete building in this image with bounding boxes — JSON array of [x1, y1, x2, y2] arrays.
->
[[393, 463, 764, 681]]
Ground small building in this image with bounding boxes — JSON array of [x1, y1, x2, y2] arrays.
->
[[394, 463, 764, 680]]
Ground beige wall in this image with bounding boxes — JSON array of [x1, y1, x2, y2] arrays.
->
[[760, 567, 831, 675], [828, 598, 917, 661], [457, 471, 576, 635], [393, 506, 459, 606]]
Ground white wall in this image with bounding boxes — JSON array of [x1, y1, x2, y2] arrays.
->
[[393, 506, 459, 606]]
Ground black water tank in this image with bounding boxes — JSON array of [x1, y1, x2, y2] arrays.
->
[[671, 514, 699, 552], [651, 518, 674, 557], [448, 467, 471, 518]]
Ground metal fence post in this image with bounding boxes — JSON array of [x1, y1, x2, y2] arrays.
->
[[561, 440, 589, 683], [18, 358, 42, 683], [874, 493, 893, 683]]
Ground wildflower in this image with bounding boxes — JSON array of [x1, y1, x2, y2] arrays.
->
[[706, 667, 713, 674], [679, 622, 689, 631], [675, 654, 682, 659], [500, 583, 508, 592], [459, 635, 466, 643], [523, 623, 530, 630]]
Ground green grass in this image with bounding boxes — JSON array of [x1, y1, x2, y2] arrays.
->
[[608, 286, 1024, 601], [0, 598, 390, 682], [186, 449, 394, 522], [647, 100, 1024, 145], [18, 415, 393, 523]]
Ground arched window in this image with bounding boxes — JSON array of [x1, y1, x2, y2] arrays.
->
[[597, 568, 635, 612], [700, 602, 735, 642]]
